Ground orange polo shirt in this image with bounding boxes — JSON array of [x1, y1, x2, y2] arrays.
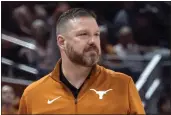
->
[[18, 60, 145, 114]]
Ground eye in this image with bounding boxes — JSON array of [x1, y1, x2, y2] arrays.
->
[[95, 33, 100, 36], [79, 33, 87, 36]]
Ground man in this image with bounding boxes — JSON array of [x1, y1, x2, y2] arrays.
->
[[113, 1, 136, 35], [13, 3, 47, 36], [2, 85, 18, 114], [113, 26, 143, 82], [18, 8, 145, 114], [19, 19, 52, 79]]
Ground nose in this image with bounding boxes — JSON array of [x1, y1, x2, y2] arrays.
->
[[88, 36, 95, 45]]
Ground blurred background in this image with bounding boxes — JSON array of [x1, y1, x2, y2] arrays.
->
[[1, 1, 171, 114]]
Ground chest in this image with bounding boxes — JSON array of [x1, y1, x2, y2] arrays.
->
[[29, 87, 129, 114]]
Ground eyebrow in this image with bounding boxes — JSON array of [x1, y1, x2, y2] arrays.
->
[[76, 29, 100, 33]]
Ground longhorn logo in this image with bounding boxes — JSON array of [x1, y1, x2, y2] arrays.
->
[[90, 89, 113, 99]]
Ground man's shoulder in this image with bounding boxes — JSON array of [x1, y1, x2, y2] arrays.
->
[[98, 65, 132, 82], [23, 73, 51, 96]]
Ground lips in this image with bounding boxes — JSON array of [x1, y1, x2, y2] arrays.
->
[[85, 46, 99, 53]]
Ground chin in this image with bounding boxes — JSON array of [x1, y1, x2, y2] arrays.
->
[[84, 58, 99, 67], [85, 63, 96, 67]]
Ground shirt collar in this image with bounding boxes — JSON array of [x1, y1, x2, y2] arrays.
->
[[50, 59, 101, 84]]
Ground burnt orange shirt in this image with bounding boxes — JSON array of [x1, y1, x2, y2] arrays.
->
[[18, 60, 145, 114]]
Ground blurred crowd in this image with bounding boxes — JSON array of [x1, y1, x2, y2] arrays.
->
[[2, 1, 170, 80], [1, 1, 171, 114], [2, 85, 19, 114], [2, 2, 70, 79]]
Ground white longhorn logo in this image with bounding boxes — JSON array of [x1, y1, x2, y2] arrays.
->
[[90, 89, 113, 99]]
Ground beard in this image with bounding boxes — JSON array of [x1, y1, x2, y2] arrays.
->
[[64, 43, 101, 67]]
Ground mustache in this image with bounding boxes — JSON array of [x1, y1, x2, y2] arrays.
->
[[84, 44, 99, 53]]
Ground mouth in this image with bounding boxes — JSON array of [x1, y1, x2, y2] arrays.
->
[[86, 47, 98, 52], [86, 50, 99, 57], [86, 49, 98, 54]]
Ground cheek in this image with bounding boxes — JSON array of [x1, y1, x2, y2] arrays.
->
[[76, 44, 85, 53], [74, 40, 86, 51], [96, 39, 101, 48], [67, 42, 83, 53]]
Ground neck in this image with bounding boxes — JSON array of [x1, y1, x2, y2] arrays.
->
[[61, 56, 92, 89]]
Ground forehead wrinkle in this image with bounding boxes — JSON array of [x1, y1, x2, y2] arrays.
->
[[63, 17, 100, 35]]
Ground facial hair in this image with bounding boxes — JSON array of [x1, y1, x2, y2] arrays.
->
[[64, 43, 101, 67]]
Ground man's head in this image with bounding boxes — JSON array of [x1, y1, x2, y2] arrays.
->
[[118, 26, 135, 46], [31, 19, 50, 44], [2, 85, 15, 105], [56, 8, 101, 67]]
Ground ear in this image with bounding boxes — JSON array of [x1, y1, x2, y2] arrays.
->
[[57, 35, 65, 50]]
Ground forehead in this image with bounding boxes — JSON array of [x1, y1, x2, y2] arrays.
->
[[67, 17, 99, 32]]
